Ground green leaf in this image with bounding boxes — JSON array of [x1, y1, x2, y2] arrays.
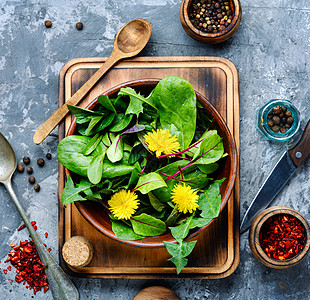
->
[[150, 75, 197, 150], [124, 89, 144, 117], [148, 192, 166, 212], [107, 134, 123, 163], [87, 153, 105, 184], [197, 163, 219, 174], [130, 213, 167, 236], [61, 176, 94, 206], [98, 95, 116, 112], [164, 240, 197, 274], [57, 135, 107, 177], [169, 214, 194, 240], [111, 220, 144, 240], [192, 134, 224, 165], [84, 116, 103, 136], [109, 113, 133, 132], [199, 178, 226, 219], [134, 172, 167, 194], [119, 87, 157, 110], [82, 133, 103, 155], [67, 105, 103, 117]]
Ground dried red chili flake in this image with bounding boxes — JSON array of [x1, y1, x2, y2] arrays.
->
[[259, 214, 306, 260], [44, 232, 48, 238], [17, 224, 26, 231], [4, 240, 49, 295]]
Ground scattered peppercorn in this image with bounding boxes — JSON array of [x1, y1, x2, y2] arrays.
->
[[29, 176, 35, 184], [267, 106, 294, 133], [37, 158, 45, 167], [26, 166, 33, 174], [17, 164, 25, 173], [45, 20, 52, 28], [23, 156, 30, 165], [76, 22, 83, 30], [46, 153, 52, 160], [34, 184, 41, 192], [188, 0, 234, 33]]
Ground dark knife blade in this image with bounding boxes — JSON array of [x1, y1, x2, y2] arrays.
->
[[240, 120, 310, 233]]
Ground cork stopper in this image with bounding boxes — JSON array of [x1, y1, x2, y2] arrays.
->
[[62, 236, 94, 267]]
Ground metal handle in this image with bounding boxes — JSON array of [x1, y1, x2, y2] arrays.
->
[[4, 179, 79, 300]]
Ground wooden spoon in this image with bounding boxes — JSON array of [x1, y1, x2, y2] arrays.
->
[[33, 18, 152, 144]]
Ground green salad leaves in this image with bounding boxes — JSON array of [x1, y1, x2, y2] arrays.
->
[[57, 75, 227, 274]]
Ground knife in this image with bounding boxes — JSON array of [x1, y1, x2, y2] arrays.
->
[[240, 120, 310, 233]]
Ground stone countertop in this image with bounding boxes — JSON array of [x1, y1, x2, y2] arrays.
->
[[0, 0, 309, 299]]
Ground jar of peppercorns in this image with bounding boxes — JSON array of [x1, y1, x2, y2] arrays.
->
[[180, 0, 242, 44], [257, 99, 300, 142]]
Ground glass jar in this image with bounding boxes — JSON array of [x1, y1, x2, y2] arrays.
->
[[257, 99, 300, 141]]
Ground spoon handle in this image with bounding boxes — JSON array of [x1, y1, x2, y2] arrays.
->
[[33, 51, 120, 145], [4, 179, 79, 300]]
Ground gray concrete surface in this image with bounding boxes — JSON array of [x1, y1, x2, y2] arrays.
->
[[0, 0, 310, 299]]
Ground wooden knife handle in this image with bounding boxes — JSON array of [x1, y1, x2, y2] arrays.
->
[[288, 120, 310, 168]]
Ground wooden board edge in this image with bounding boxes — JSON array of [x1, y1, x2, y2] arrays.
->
[[57, 57, 240, 278]]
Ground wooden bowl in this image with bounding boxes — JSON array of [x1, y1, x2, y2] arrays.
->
[[249, 206, 310, 269], [66, 79, 237, 248], [180, 0, 242, 44]]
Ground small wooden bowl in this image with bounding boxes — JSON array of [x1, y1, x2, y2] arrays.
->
[[180, 0, 242, 44], [249, 206, 310, 269]]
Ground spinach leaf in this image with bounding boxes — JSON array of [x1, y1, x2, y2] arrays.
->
[[150, 75, 197, 150], [112, 220, 144, 240], [57, 135, 106, 177], [130, 213, 167, 236]]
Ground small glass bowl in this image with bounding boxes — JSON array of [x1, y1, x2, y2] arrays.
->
[[257, 99, 300, 141], [249, 206, 310, 269]]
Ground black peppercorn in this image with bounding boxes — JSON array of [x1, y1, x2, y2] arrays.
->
[[280, 128, 287, 133], [45, 20, 52, 28], [272, 116, 281, 125], [17, 164, 24, 173], [26, 166, 33, 174], [46, 153, 52, 160], [272, 125, 280, 133], [23, 156, 30, 165], [37, 158, 45, 167], [34, 184, 40, 192], [287, 117, 294, 124], [76, 22, 83, 30], [29, 176, 35, 184]]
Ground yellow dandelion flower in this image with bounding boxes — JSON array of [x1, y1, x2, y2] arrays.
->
[[143, 129, 180, 157], [108, 190, 139, 220], [171, 183, 199, 214]]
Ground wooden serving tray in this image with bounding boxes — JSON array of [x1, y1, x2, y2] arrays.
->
[[58, 56, 240, 278]]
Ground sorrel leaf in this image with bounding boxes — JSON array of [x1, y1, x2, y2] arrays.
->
[[98, 95, 116, 112], [82, 133, 103, 155], [134, 172, 167, 194], [111, 220, 144, 240], [109, 113, 133, 132], [107, 134, 123, 163], [150, 75, 196, 150], [130, 213, 167, 236], [87, 153, 106, 184], [148, 192, 166, 212]]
